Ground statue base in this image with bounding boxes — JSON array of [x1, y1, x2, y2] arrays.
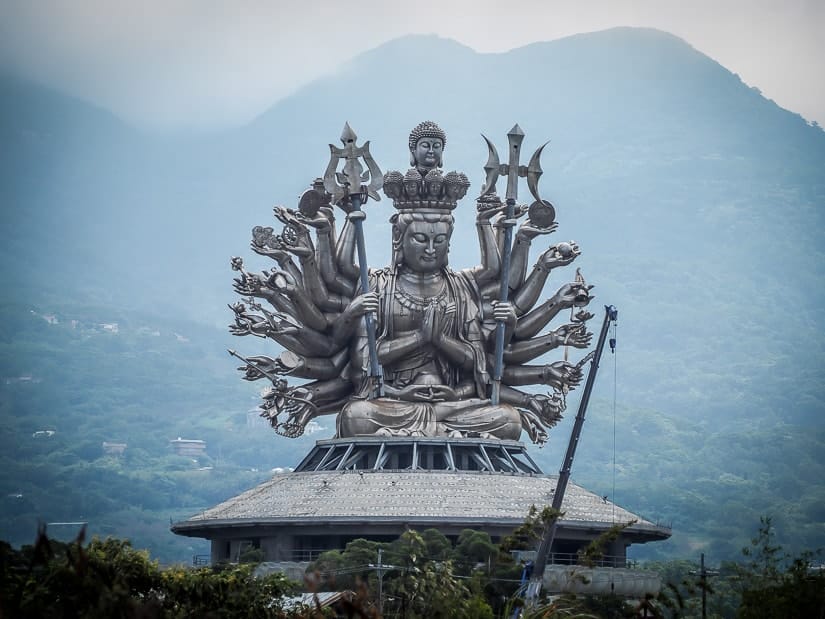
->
[[172, 436, 669, 567]]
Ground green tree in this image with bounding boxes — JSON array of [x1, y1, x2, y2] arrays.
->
[[735, 516, 825, 619], [420, 527, 452, 561], [452, 529, 497, 574], [0, 526, 298, 618], [380, 530, 490, 618], [307, 537, 383, 594]]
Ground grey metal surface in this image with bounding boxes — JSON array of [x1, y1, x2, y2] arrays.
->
[[228, 121, 596, 444], [293, 437, 542, 474]]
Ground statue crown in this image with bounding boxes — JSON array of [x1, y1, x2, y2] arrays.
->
[[383, 168, 470, 212]]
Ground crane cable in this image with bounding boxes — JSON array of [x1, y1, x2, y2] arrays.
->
[[610, 317, 618, 524]]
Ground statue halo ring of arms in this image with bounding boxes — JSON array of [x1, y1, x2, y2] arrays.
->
[[228, 120, 595, 445]]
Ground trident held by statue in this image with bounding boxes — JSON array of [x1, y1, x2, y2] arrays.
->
[[480, 124, 550, 405], [323, 123, 385, 397]]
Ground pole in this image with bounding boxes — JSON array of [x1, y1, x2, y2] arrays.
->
[[369, 547, 399, 615], [690, 551, 718, 617], [350, 193, 384, 397], [701, 553, 707, 619], [525, 305, 618, 605], [491, 197, 515, 404], [323, 123, 384, 398], [377, 547, 384, 615], [491, 124, 525, 404]]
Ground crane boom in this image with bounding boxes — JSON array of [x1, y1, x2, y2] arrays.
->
[[524, 304, 618, 606]]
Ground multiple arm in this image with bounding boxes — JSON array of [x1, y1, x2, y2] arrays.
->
[[231, 181, 596, 444], [230, 197, 376, 436], [506, 211, 552, 293], [472, 203, 505, 283]]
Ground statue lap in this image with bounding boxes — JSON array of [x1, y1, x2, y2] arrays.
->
[[338, 397, 522, 440]]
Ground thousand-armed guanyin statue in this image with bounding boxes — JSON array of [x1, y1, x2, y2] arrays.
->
[[228, 121, 595, 445]]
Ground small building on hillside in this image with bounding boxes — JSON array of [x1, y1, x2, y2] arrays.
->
[[170, 437, 207, 457], [102, 442, 127, 456]]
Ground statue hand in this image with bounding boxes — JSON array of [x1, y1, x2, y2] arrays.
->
[[228, 302, 264, 336], [552, 282, 595, 309], [239, 355, 279, 380], [335, 195, 363, 214], [296, 212, 332, 232], [426, 384, 458, 402], [491, 300, 517, 328], [228, 322, 253, 337], [266, 269, 298, 295], [252, 234, 297, 264], [545, 360, 584, 391], [273, 206, 303, 228], [421, 302, 437, 344], [272, 388, 315, 437], [272, 354, 300, 375], [345, 210, 366, 223], [251, 243, 288, 262], [553, 323, 593, 349], [476, 203, 507, 222], [282, 389, 313, 418], [233, 274, 264, 297], [441, 301, 456, 336], [573, 309, 595, 323], [261, 306, 302, 335], [525, 391, 565, 427], [539, 241, 580, 269], [229, 300, 248, 316], [286, 406, 314, 432], [346, 291, 379, 318], [518, 220, 558, 241], [279, 225, 314, 259], [397, 383, 457, 402], [272, 320, 300, 336], [514, 203, 530, 219], [251, 225, 275, 247], [259, 389, 280, 421], [518, 410, 549, 445]]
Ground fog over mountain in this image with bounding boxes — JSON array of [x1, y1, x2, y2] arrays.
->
[[1, 28, 823, 563]]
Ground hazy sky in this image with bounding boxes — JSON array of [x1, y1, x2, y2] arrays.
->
[[1, 0, 822, 130]]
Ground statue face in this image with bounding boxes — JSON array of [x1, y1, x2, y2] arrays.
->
[[413, 138, 443, 171], [400, 220, 451, 273], [384, 182, 402, 199]]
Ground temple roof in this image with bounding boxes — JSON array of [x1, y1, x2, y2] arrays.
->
[[172, 468, 670, 542]]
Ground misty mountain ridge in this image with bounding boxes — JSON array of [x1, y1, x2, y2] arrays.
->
[[1, 27, 823, 562]]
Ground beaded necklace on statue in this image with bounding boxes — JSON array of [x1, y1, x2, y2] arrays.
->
[[394, 278, 447, 315]]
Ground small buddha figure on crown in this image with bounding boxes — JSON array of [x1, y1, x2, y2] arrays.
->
[[334, 121, 524, 438]]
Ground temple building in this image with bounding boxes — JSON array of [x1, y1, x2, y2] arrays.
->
[[170, 437, 207, 457], [172, 437, 670, 571]]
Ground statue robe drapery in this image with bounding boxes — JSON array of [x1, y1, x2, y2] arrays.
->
[[337, 267, 522, 439]]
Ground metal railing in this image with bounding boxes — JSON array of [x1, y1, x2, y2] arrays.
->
[[290, 548, 630, 567], [511, 550, 630, 568], [290, 548, 335, 562]]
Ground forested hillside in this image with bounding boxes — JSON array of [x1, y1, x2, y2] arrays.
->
[[1, 27, 823, 564], [0, 303, 320, 561]]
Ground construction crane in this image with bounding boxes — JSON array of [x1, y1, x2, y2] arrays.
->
[[523, 304, 619, 608]]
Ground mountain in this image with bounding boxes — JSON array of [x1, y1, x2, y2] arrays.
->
[[0, 27, 823, 563]]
